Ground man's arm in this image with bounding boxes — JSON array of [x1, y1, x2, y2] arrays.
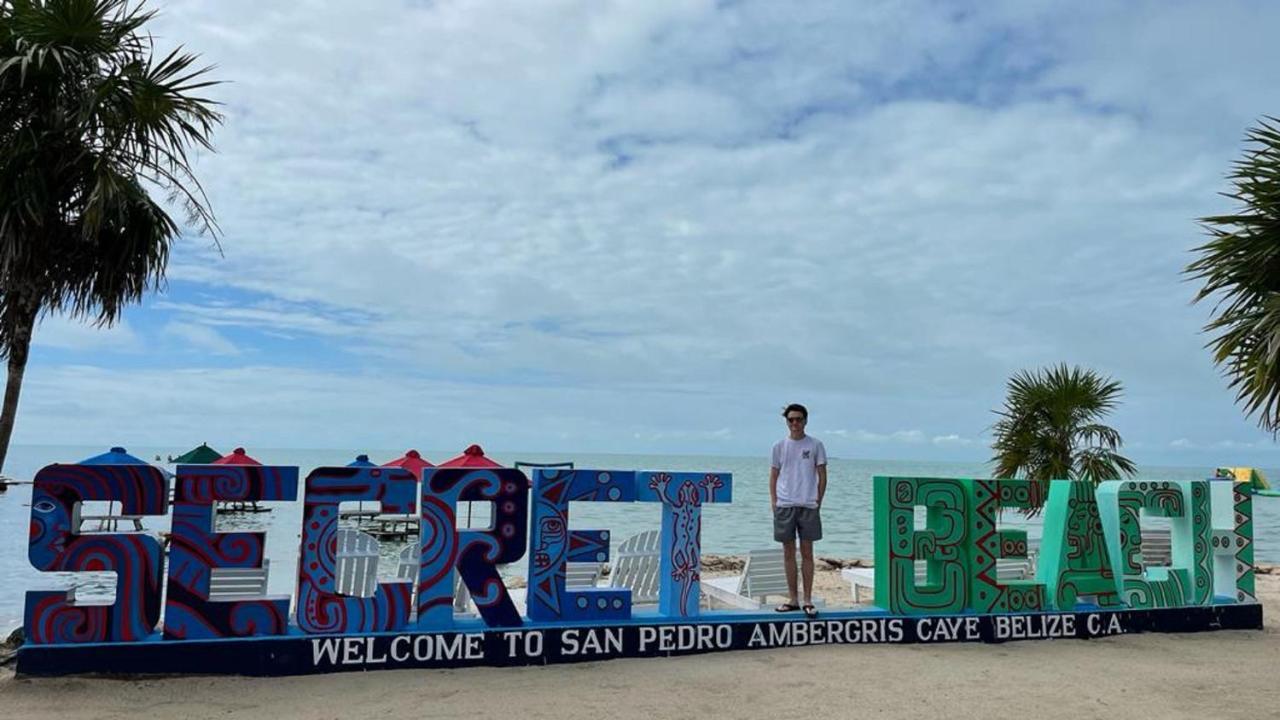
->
[[769, 466, 779, 511], [816, 464, 827, 508]]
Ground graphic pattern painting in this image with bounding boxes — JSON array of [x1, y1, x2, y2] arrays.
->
[[13, 457, 1269, 679], [25, 464, 169, 644], [1210, 479, 1256, 602], [296, 466, 417, 634], [1232, 483, 1256, 602], [636, 471, 731, 617], [418, 468, 529, 629], [968, 479, 1045, 613], [1095, 480, 1202, 609], [527, 468, 636, 621], [164, 465, 299, 639], [1184, 480, 1214, 606], [1038, 480, 1121, 610], [873, 476, 969, 615]]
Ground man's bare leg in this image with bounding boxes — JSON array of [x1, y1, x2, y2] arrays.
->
[[800, 539, 815, 605], [782, 538, 799, 605]]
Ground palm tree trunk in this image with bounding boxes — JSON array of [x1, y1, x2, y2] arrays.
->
[[0, 305, 38, 475]]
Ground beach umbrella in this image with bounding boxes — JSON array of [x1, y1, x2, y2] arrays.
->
[[80, 446, 150, 465], [77, 447, 171, 517], [170, 443, 223, 464], [342, 454, 380, 518], [440, 445, 504, 527], [213, 447, 262, 466], [210, 448, 266, 512], [78, 446, 175, 479], [346, 454, 377, 468], [438, 444, 502, 468], [382, 449, 433, 479]]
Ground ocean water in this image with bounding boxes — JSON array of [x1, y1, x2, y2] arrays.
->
[[2, 444, 1278, 633]]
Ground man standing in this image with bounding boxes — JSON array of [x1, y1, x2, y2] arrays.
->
[[770, 403, 827, 618]]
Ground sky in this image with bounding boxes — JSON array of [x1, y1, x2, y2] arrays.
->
[[13, 0, 1280, 467]]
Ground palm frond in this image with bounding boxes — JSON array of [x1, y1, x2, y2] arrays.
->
[[1189, 117, 1280, 432], [989, 364, 1135, 512], [0, 0, 221, 353]]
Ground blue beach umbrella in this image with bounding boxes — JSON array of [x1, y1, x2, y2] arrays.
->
[[346, 454, 376, 468], [80, 446, 148, 465], [345, 454, 379, 516], [77, 446, 172, 519], [81, 445, 173, 479]]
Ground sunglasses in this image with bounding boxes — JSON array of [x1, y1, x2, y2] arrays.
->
[[785, 416, 806, 424]]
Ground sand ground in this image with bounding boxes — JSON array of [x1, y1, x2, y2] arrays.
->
[[2, 567, 1278, 720]]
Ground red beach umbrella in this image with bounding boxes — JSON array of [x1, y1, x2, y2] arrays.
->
[[440, 445, 507, 526], [438, 444, 501, 468], [383, 449, 434, 479], [213, 447, 262, 466]]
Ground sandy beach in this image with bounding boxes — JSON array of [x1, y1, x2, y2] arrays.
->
[[2, 563, 1278, 720]]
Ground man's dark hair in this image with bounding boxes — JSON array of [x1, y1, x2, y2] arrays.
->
[[782, 403, 808, 419]]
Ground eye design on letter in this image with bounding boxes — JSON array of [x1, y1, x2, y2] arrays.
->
[[33, 499, 57, 513]]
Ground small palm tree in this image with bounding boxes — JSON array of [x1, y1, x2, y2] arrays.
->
[[990, 364, 1137, 513], [1187, 118, 1280, 432], [0, 0, 220, 473]]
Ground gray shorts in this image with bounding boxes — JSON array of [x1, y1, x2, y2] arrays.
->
[[774, 506, 822, 542]]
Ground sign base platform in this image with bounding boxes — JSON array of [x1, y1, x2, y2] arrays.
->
[[16, 603, 1263, 678]]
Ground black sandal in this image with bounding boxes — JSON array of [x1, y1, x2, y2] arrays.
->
[[775, 603, 801, 613], [802, 604, 819, 618]]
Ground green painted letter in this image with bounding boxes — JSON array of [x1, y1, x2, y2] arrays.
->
[[968, 479, 1045, 613], [1039, 480, 1121, 610], [1095, 480, 1210, 608], [873, 476, 969, 614]]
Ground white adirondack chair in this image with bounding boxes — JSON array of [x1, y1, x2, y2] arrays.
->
[[607, 529, 661, 604], [1140, 527, 1173, 567], [334, 528, 379, 598], [702, 548, 827, 610], [507, 562, 606, 614], [395, 544, 418, 582], [841, 558, 1037, 605], [208, 560, 272, 601], [842, 535, 1039, 606], [566, 562, 605, 588], [394, 544, 473, 613], [844, 558, 1034, 602]]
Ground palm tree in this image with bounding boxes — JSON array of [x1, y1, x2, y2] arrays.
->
[[1187, 118, 1280, 433], [0, 0, 220, 473], [990, 364, 1137, 513]]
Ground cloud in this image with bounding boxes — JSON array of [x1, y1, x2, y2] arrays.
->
[[162, 322, 241, 356], [10, 363, 751, 454], [631, 427, 735, 443], [154, 300, 366, 340], [931, 434, 975, 447], [1212, 439, 1279, 451], [32, 316, 140, 353], [9, 1, 1280, 464], [825, 429, 927, 444]]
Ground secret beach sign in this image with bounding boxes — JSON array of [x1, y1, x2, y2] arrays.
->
[[15, 463, 1264, 676]]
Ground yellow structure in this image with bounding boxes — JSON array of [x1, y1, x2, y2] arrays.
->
[[1216, 467, 1277, 495]]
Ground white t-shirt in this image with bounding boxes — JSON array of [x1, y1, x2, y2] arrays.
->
[[771, 435, 827, 508]]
